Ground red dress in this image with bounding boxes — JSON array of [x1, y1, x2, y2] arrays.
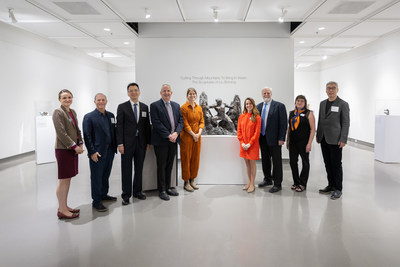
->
[[237, 113, 261, 160]]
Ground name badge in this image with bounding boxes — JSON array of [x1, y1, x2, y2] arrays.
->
[[300, 114, 305, 117], [331, 106, 339, 112], [110, 118, 115, 123], [142, 111, 147, 117]]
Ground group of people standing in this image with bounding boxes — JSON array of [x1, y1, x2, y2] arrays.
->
[[52, 81, 349, 220], [237, 82, 349, 201]]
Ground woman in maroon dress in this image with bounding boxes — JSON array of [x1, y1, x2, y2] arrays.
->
[[52, 89, 84, 219]]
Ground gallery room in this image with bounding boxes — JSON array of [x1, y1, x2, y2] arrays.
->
[[1, 0, 400, 266]]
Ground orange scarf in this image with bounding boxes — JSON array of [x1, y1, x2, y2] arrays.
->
[[291, 108, 305, 131]]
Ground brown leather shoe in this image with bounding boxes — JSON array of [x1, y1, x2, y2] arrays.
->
[[57, 211, 79, 219]]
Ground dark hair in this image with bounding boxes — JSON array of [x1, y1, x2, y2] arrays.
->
[[295, 95, 307, 108], [127, 83, 139, 91], [186, 88, 197, 97], [58, 89, 73, 99], [242, 97, 259, 122]]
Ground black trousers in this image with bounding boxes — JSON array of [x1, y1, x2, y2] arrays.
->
[[154, 142, 177, 192], [320, 137, 343, 191], [121, 139, 146, 200], [89, 147, 114, 206], [259, 137, 283, 187], [289, 139, 310, 187]]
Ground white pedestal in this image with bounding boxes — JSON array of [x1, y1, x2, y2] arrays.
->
[[142, 146, 177, 191], [196, 136, 247, 184], [35, 116, 56, 164], [375, 115, 400, 163]]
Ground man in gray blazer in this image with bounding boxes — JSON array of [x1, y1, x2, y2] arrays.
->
[[316, 81, 350, 200]]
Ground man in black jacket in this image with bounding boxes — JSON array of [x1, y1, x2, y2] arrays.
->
[[116, 83, 151, 205]]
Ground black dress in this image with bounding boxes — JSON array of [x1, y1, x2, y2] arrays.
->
[[288, 109, 311, 188]]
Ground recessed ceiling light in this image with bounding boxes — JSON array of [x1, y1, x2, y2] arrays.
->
[[123, 41, 130, 45], [104, 28, 111, 32], [299, 41, 305, 44], [322, 55, 328, 60], [318, 27, 325, 31]]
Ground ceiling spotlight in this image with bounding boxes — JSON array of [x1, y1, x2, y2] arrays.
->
[[213, 8, 219, 22], [299, 40, 305, 44], [145, 8, 151, 19], [322, 55, 328, 60], [278, 8, 287, 23], [318, 27, 326, 31], [104, 28, 111, 32], [9, 8, 17, 23], [123, 41, 130, 45]]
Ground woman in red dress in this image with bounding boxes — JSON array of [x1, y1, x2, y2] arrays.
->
[[237, 97, 261, 193]]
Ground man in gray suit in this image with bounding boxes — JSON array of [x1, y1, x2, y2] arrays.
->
[[316, 81, 350, 200]]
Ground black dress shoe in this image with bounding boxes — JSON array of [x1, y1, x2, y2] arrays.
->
[[93, 203, 108, 212], [133, 193, 147, 200], [319, 186, 334, 194], [330, 190, 342, 200], [122, 199, 130, 205], [159, 191, 170, 201], [166, 188, 179, 196], [102, 195, 117, 201], [258, 180, 273, 187], [269, 186, 282, 193]]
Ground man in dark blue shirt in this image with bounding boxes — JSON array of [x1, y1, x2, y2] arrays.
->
[[83, 93, 117, 211]]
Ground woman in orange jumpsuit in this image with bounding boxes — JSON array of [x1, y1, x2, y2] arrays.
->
[[180, 88, 204, 192], [237, 97, 261, 193]]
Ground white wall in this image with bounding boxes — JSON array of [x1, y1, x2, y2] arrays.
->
[[136, 23, 294, 114], [0, 22, 109, 159], [136, 37, 294, 109], [107, 66, 135, 113], [295, 30, 400, 144], [294, 71, 320, 112]]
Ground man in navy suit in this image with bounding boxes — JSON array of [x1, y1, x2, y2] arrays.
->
[[257, 87, 288, 193], [83, 93, 117, 212], [117, 83, 151, 205], [150, 84, 184, 201]]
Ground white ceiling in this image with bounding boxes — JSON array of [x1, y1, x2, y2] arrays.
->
[[1, 0, 400, 68]]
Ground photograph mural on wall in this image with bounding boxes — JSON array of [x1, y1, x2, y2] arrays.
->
[[199, 92, 241, 135]]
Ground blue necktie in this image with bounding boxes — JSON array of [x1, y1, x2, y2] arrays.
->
[[134, 103, 138, 136], [261, 102, 267, 136]]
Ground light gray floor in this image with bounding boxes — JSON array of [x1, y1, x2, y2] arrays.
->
[[1, 143, 400, 267]]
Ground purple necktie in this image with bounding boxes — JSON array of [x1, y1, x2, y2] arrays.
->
[[166, 102, 175, 133]]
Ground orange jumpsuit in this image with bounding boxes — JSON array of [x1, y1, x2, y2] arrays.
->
[[180, 101, 204, 181], [237, 113, 261, 160]]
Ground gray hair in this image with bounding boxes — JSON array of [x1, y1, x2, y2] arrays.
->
[[326, 81, 338, 88], [161, 84, 171, 89], [262, 87, 272, 93], [94, 93, 107, 101]]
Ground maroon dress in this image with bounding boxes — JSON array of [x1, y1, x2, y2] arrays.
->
[[55, 111, 79, 179]]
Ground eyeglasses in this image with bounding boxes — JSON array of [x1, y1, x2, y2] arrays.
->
[[326, 87, 337, 91]]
